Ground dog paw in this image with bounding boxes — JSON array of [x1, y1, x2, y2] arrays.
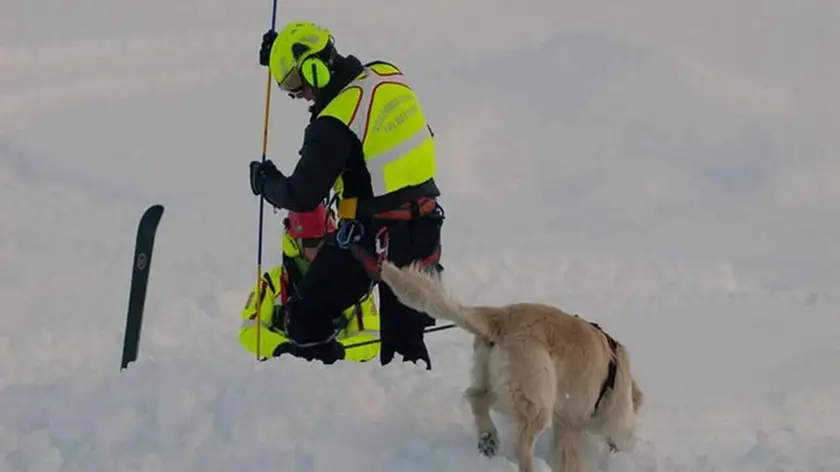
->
[[478, 432, 499, 457]]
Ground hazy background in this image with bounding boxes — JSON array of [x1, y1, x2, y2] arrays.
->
[[1, 0, 838, 470]]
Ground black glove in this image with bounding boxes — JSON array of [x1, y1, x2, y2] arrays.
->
[[249, 160, 281, 196], [259, 30, 277, 67]]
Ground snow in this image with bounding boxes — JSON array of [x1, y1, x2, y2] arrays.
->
[[2, 0, 838, 470]]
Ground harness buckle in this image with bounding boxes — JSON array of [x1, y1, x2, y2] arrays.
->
[[336, 220, 364, 249]]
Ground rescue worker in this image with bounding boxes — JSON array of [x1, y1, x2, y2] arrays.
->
[[239, 204, 381, 364], [248, 20, 445, 370]]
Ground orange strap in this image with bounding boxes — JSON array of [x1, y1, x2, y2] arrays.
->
[[338, 196, 437, 221]]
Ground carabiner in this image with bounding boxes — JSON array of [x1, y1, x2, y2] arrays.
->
[[336, 220, 364, 249]]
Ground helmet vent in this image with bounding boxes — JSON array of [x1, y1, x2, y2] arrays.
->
[[292, 43, 310, 60]]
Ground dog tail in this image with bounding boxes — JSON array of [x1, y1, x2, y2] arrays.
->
[[379, 261, 499, 341]]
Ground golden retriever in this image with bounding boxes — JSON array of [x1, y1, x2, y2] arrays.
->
[[378, 261, 644, 472]]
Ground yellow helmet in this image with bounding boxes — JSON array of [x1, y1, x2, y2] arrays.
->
[[269, 21, 334, 91]]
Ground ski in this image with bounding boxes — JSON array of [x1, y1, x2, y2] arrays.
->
[[120, 204, 165, 371]]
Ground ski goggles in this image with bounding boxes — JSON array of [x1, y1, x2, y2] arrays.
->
[[277, 68, 303, 93]]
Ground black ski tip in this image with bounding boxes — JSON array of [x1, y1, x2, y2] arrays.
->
[[141, 204, 165, 224], [120, 203, 166, 372]]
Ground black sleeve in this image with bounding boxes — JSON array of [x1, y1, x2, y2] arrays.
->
[[261, 117, 355, 212]]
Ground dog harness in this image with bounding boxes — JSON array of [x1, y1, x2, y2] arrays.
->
[[585, 319, 620, 417]]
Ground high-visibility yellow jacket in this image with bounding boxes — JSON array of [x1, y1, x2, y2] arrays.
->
[[238, 231, 380, 362], [317, 61, 439, 220]]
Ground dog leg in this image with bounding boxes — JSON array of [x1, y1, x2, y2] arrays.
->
[[550, 419, 586, 472], [631, 377, 644, 414], [511, 404, 550, 472], [465, 337, 499, 457], [603, 414, 635, 453], [466, 385, 499, 457], [599, 383, 637, 453], [504, 347, 554, 472]]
